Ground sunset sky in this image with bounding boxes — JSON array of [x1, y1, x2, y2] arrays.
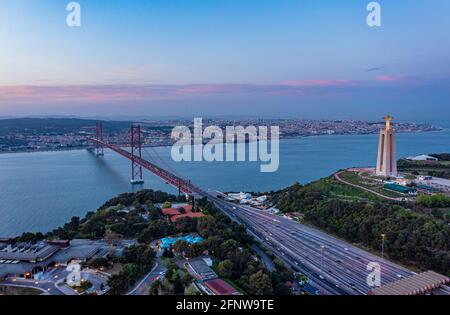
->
[[0, 0, 449, 121]]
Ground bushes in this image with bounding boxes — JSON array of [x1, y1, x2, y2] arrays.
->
[[417, 194, 450, 208]]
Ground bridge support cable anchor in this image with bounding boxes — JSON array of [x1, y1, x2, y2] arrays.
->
[[95, 121, 105, 156], [130, 124, 144, 185]]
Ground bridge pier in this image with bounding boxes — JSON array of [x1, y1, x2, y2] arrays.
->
[[95, 122, 105, 156], [130, 125, 144, 185]]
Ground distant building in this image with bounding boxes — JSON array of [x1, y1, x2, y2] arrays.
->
[[406, 155, 438, 161], [376, 115, 398, 177], [227, 192, 252, 201]]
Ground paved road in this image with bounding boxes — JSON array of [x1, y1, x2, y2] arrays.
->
[[2, 277, 67, 295], [0, 267, 106, 296], [251, 245, 276, 272], [334, 171, 403, 201], [128, 259, 166, 295], [203, 192, 414, 295]]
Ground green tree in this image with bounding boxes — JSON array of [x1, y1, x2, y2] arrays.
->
[[217, 260, 233, 278], [172, 240, 190, 255], [185, 242, 205, 258], [248, 271, 273, 295], [184, 284, 199, 295]]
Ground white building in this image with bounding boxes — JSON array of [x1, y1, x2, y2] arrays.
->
[[227, 192, 252, 201], [406, 155, 438, 161]]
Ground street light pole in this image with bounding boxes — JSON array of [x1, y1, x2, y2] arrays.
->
[[381, 234, 386, 259]]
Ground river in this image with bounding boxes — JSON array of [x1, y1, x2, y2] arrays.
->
[[0, 129, 448, 236]]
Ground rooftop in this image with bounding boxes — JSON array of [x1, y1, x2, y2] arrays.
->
[[0, 243, 59, 262], [370, 271, 450, 295], [186, 258, 217, 280], [204, 279, 240, 295], [161, 205, 206, 222]]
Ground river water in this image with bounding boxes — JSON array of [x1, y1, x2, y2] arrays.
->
[[0, 129, 448, 236]]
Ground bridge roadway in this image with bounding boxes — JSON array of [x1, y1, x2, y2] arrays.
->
[[199, 192, 415, 295], [90, 138, 194, 193], [88, 141, 415, 295]]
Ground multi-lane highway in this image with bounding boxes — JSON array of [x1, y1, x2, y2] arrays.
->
[[203, 192, 415, 295]]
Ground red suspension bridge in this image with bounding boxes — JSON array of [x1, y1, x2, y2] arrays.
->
[[87, 122, 449, 296], [89, 122, 199, 195]]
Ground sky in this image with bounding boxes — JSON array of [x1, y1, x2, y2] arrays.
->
[[0, 0, 449, 122]]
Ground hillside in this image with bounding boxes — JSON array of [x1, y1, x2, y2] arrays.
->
[[272, 176, 450, 275], [0, 118, 132, 135]]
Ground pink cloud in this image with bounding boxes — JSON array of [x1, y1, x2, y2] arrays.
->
[[374, 75, 422, 84], [0, 76, 428, 104], [279, 79, 355, 87], [375, 75, 401, 82]]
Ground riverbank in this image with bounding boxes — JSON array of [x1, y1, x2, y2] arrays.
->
[[1, 129, 450, 237], [0, 128, 444, 155]]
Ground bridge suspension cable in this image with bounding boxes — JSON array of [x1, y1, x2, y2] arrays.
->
[[89, 122, 198, 195]]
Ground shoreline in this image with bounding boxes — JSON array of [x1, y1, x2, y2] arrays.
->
[[0, 128, 445, 156]]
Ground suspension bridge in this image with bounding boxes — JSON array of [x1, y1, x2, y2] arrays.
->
[[89, 122, 199, 195], [87, 122, 450, 296]]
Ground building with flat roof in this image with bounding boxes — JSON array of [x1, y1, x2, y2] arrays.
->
[[185, 258, 217, 281], [0, 239, 110, 280], [369, 271, 449, 295]]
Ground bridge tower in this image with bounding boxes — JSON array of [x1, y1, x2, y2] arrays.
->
[[95, 122, 104, 156], [130, 124, 144, 185]]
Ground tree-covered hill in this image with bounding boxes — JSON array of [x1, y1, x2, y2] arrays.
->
[[272, 178, 450, 275]]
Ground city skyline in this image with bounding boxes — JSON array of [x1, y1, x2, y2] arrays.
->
[[0, 0, 449, 121]]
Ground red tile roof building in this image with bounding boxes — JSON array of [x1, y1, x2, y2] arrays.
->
[[162, 205, 205, 222], [204, 279, 240, 295]]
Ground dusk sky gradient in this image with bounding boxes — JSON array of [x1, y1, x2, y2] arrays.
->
[[0, 0, 449, 122]]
